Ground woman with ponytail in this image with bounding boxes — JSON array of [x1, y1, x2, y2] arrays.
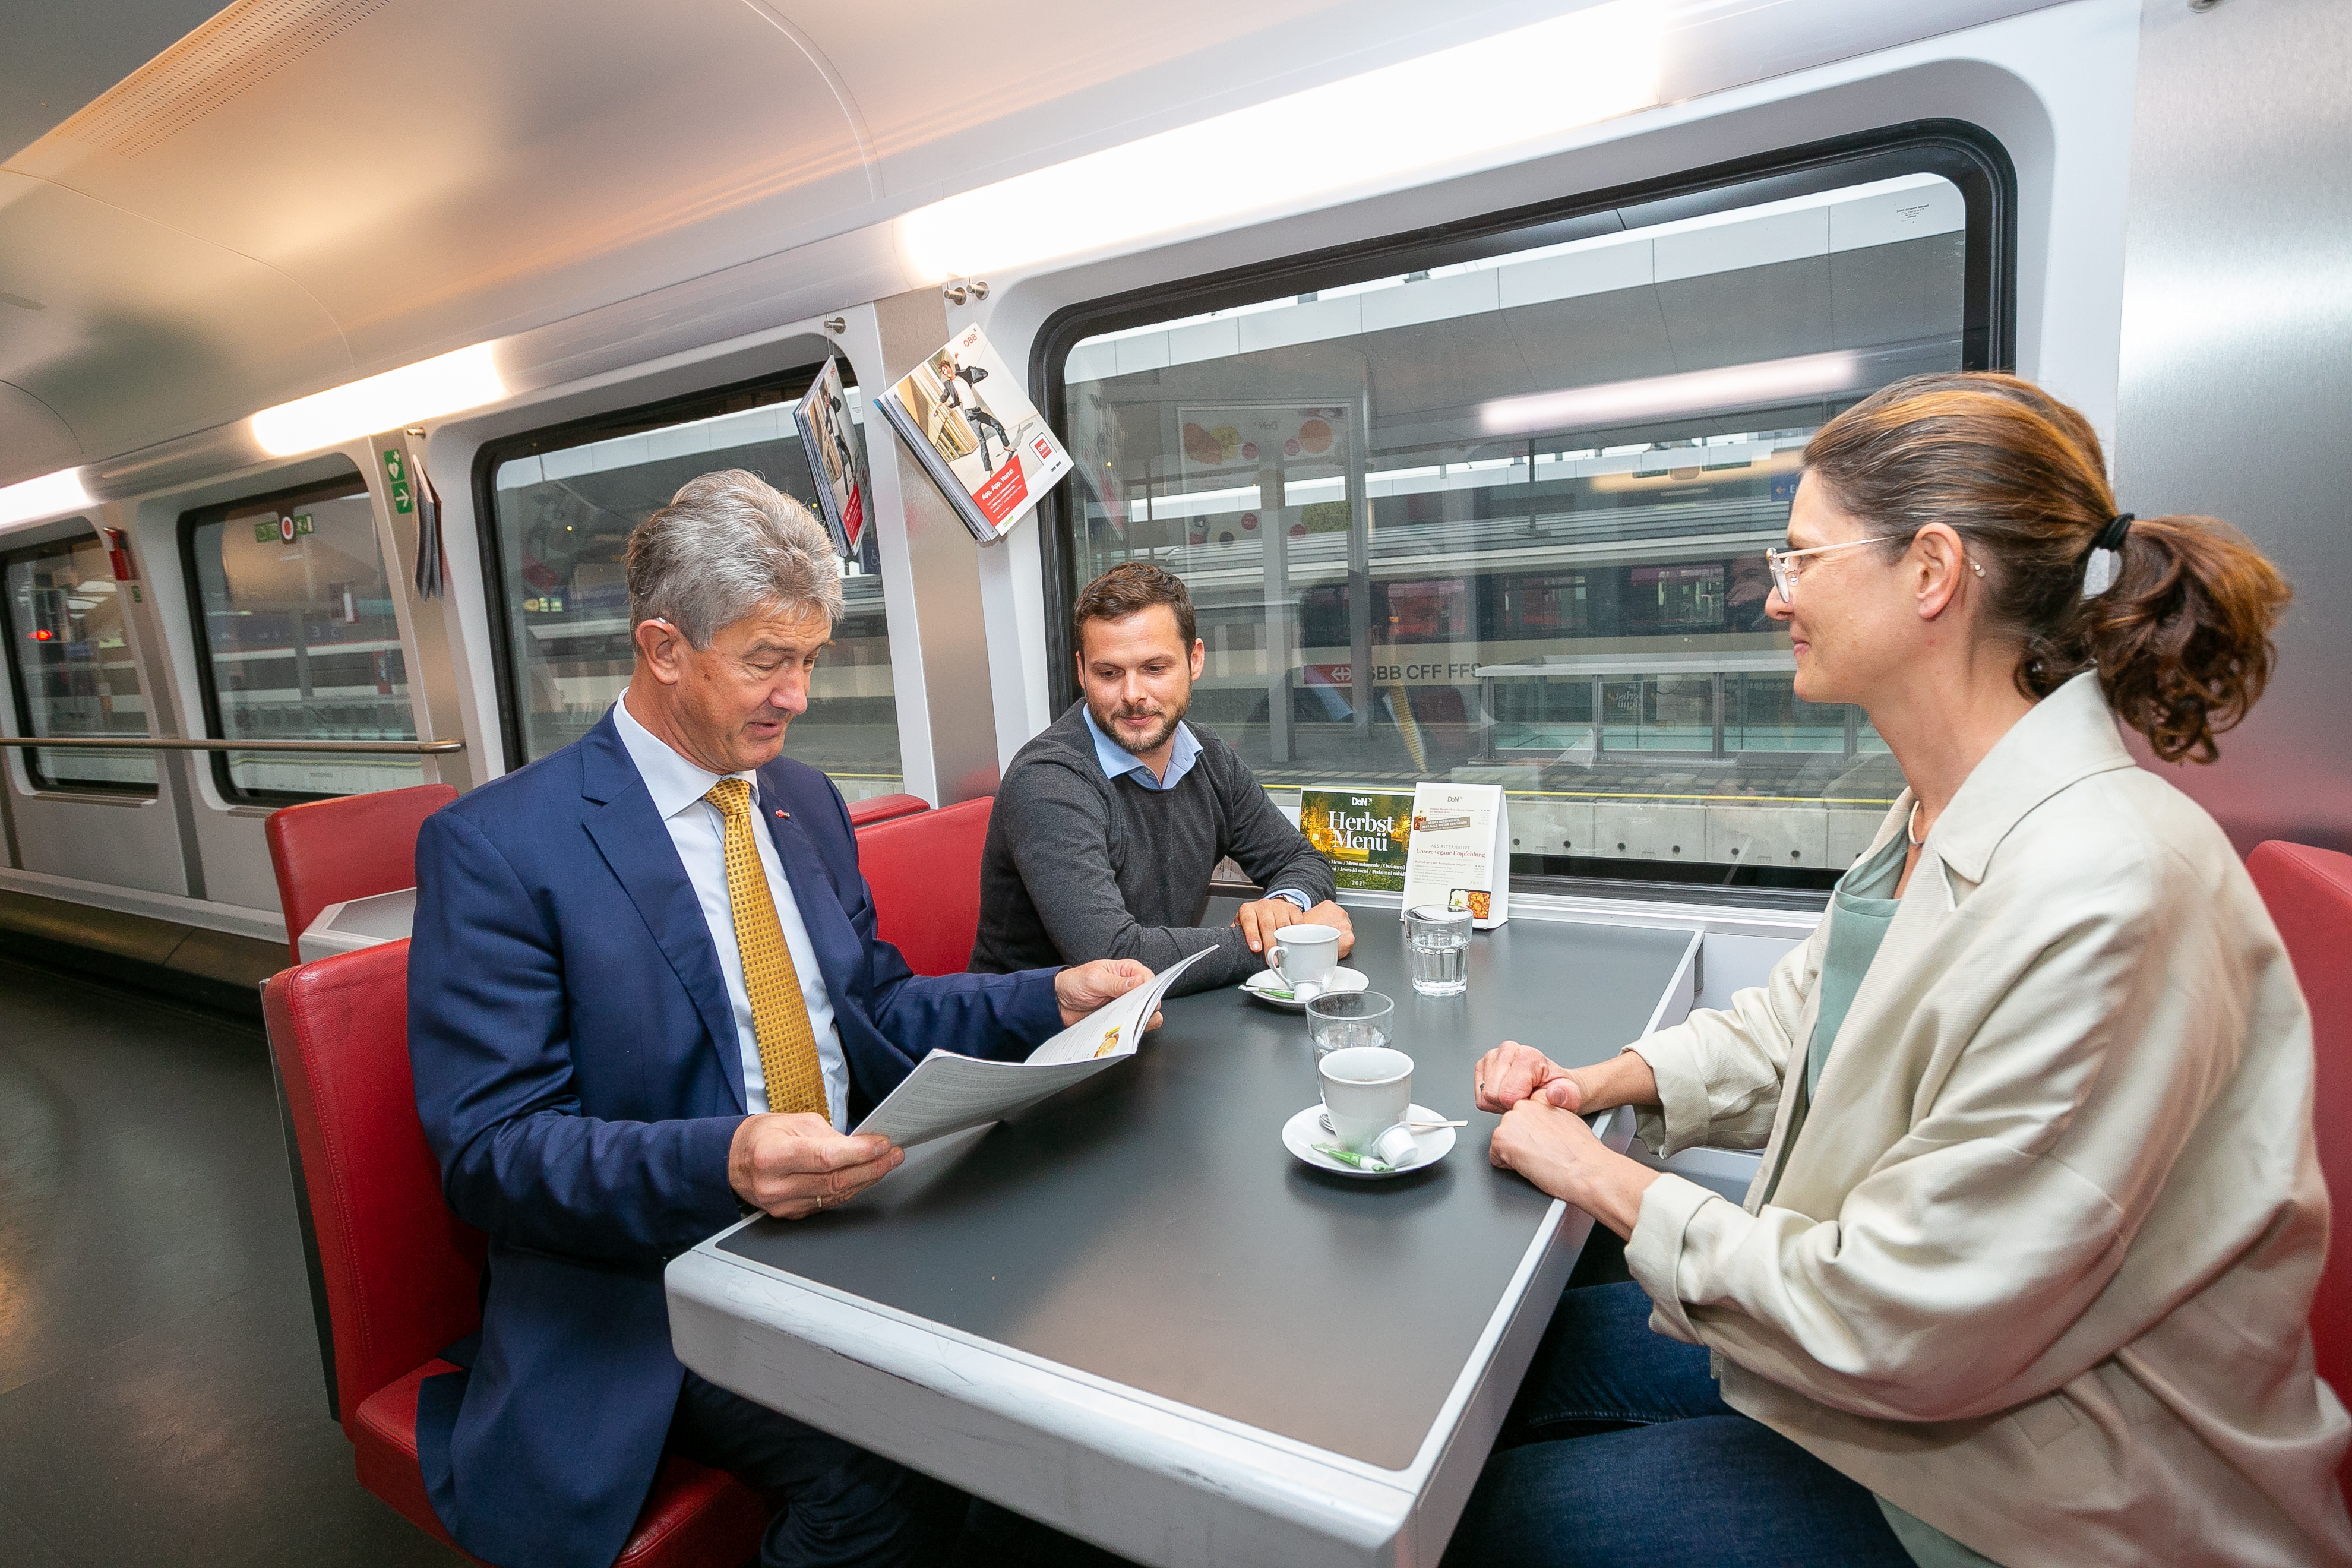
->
[[1446, 373, 2352, 1567]]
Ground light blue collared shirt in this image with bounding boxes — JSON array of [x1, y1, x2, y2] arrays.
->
[[1080, 706, 1310, 911], [1083, 703, 1202, 792], [613, 693, 849, 1127]]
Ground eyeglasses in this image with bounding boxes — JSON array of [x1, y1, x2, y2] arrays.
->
[[1764, 536, 1896, 603]]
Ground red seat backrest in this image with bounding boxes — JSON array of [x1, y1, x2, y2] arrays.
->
[[266, 783, 459, 965], [857, 796, 992, 976], [264, 940, 486, 1439], [846, 793, 930, 829], [2246, 840, 2352, 1457]]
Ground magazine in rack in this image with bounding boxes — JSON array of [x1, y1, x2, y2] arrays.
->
[[854, 947, 1213, 1149], [873, 324, 1074, 542], [791, 356, 871, 558]]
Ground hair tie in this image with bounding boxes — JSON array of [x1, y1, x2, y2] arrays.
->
[[2092, 513, 2135, 554]]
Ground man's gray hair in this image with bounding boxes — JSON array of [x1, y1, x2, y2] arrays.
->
[[625, 469, 844, 646]]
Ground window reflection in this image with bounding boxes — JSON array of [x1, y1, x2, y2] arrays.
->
[[186, 479, 420, 801], [4, 531, 156, 793], [1060, 169, 1970, 885], [485, 378, 902, 798]]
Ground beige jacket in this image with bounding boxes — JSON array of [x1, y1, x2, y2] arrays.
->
[[1624, 672, 2352, 1566]]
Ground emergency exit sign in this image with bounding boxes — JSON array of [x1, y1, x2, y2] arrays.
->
[[255, 513, 315, 543], [384, 447, 413, 513]]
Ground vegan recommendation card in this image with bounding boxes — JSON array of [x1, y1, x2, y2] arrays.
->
[[1298, 788, 1415, 893], [1399, 782, 1510, 928]]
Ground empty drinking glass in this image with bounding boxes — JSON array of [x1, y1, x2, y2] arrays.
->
[[1405, 905, 1474, 997], [1306, 991, 1395, 1061]]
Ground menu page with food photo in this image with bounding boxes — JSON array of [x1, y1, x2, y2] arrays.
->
[[874, 324, 1073, 542], [1399, 782, 1510, 929], [791, 356, 871, 559]]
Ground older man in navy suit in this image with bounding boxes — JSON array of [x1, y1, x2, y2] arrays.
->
[[407, 470, 1150, 1568]]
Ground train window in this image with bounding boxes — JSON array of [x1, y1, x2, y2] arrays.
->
[[181, 475, 422, 804], [476, 368, 903, 799], [1047, 130, 2008, 891], [2, 530, 157, 795]]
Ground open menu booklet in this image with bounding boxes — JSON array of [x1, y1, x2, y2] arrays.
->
[[854, 947, 1213, 1148]]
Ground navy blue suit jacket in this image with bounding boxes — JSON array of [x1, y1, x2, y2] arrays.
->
[[405, 712, 1061, 1568]]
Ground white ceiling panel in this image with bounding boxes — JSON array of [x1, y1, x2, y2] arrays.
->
[[0, 378, 84, 473], [10, 0, 871, 363], [0, 170, 349, 459]]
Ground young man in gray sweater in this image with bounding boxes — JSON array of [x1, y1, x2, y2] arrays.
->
[[970, 563, 1352, 994]]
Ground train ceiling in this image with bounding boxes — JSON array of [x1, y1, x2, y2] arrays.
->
[[0, 0, 1596, 492]]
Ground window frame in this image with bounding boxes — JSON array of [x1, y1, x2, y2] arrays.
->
[[469, 361, 846, 774], [2, 526, 159, 798], [177, 467, 399, 807], [1031, 118, 2015, 901]]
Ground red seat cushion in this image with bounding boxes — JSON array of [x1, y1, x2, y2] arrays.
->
[[846, 793, 930, 829], [266, 783, 458, 965], [268, 946, 769, 1565], [356, 1362, 768, 1566], [858, 797, 992, 976], [2246, 840, 2352, 1494]]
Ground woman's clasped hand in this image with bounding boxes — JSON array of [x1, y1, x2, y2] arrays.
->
[[1472, 1042, 1662, 1241]]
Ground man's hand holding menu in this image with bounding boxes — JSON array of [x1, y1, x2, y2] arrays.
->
[[856, 947, 1213, 1148]]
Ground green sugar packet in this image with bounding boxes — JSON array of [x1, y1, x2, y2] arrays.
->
[[1312, 1142, 1392, 1172]]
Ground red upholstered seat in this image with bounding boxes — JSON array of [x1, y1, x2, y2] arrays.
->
[[354, 1362, 765, 1566], [846, 792, 930, 829], [857, 796, 992, 976], [265, 783, 458, 965], [264, 943, 766, 1565], [2246, 840, 2352, 1493]]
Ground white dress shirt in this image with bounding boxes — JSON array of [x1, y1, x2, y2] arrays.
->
[[613, 693, 848, 1128]]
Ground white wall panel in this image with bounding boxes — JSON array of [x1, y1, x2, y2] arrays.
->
[[2113, 0, 2352, 855], [1652, 206, 1826, 283], [1495, 240, 1655, 310]]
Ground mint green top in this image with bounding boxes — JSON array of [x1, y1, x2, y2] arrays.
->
[[1794, 829, 2003, 1568]]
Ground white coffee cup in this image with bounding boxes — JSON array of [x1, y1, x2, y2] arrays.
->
[[1269, 922, 1341, 998], [1319, 1045, 1413, 1153]]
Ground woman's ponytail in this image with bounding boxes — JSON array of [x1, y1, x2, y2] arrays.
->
[[2075, 514, 2288, 763], [1805, 373, 2291, 764]]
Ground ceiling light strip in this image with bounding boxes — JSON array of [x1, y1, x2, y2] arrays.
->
[[895, 0, 1665, 280], [250, 343, 507, 457]]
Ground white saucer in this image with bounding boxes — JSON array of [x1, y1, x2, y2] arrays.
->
[[1282, 1102, 1456, 1180], [1241, 966, 1370, 1010]]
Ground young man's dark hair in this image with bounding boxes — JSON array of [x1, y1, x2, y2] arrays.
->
[[971, 563, 1354, 994], [1074, 561, 1197, 649]]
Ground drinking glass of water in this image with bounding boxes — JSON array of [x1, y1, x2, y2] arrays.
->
[[1405, 905, 1474, 997], [1306, 991, 1395, 1061]]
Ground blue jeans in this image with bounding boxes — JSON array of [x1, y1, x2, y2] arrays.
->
[[1442, 1282, 1914, 1568]]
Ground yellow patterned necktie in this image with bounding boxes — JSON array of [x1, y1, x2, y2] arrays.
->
[[703, 779, 829, 1120]]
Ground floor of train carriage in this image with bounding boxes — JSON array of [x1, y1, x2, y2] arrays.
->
[[0, 958, 460, 1567], [0, 956, 1146, 1568]]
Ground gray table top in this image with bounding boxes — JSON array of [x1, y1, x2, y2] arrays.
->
[[717, 913, 1692, 1470]]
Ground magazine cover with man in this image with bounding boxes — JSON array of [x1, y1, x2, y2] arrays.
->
[[791, 356, 871, 559], [875, 324, 1074, 542]]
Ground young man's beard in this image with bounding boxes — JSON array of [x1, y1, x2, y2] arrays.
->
[[1090, 685, 1191, 758]]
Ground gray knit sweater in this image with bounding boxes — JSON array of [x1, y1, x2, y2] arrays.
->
[[969, 704, 1336, 994]]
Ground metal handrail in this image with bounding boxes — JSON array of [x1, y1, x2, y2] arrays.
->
[[0, 735, 464, 755]]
